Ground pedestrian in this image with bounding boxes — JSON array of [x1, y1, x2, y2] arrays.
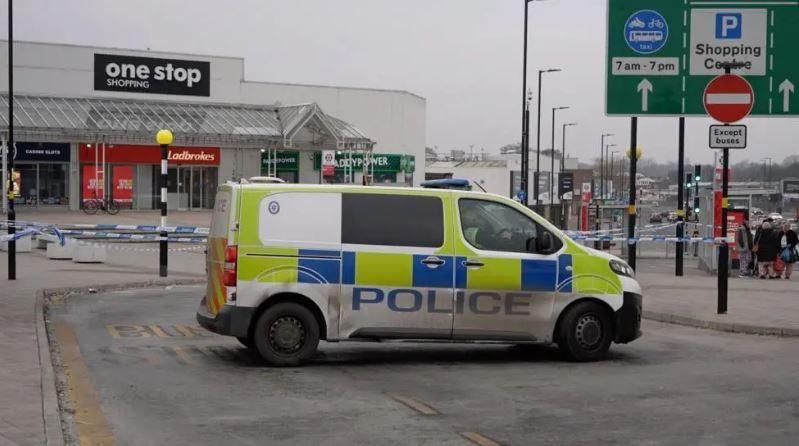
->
[[778, 223, 799, 280], [754, 221, 780, 279], [735, 217, 753, 277]]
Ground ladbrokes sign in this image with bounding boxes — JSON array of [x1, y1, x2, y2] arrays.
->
[[94, 54, 210, 97]]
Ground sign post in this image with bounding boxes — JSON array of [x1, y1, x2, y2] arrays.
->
[[704, 67, 753, 314]]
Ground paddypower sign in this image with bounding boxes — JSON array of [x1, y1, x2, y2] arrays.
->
[[606, 0, 799, 116], [94, 54, 210, 97]]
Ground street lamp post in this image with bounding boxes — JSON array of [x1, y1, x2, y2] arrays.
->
[[6, 0, 15, 280], [156, 129, 173, 277], [520, 0, 547, 206], [550, 106, 569, 208], [599, 133, 613, 200], [559, 122, 576, 229], [610, 150, 619, 200], [534, 68, 561, 211]]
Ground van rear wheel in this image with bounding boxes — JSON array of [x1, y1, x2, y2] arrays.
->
[[252, 302, 319, 366], [557, 301, 613, 362]]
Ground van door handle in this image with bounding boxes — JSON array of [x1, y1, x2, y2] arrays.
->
[[463, 259, 484, 268], [421, 256, 446, 268]]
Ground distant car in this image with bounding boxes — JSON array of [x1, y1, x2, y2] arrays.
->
[[767, 212, 783, 222], [752, 208, 764, 216], [667, 212, 678, 222], [649, 214, 663, 224]]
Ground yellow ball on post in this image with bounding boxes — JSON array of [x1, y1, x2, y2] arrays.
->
[[626, 147, 642, 160], [156, 129, 174, 146]]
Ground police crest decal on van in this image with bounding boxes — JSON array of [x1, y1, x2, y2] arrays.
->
[[268, 201, 280, 214]]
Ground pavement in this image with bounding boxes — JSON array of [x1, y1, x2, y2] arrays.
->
[[47, 286, 799, 445], [0, 210, 207, 445], [0, 209, 797, 444]]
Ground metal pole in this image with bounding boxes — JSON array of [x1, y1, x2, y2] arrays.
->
[[676, 117, 685, 276], [610, 151, 616, 199], [159, 143, 168, 277], [550, 107, 556, 207], [520, 0, 529, 206], [718, 144, 729, 314], [600, 134, 609, 200], [628, 117, 638, 271], [7, 0, 16, 280], [535, 71, 543, 211], [560, 124, 567, 228]]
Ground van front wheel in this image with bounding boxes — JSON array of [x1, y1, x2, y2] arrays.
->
[[253, 302, 320, 366], [557, 302, 613, 362]]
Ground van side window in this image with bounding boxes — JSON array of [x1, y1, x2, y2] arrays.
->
[[458, 199, 562, 254], [342, 194, 444, 247]]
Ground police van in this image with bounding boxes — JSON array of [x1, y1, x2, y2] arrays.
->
[[197, 183, 642, 365]]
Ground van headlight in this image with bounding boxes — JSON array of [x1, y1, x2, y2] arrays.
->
[[609, 259, 635, 278]]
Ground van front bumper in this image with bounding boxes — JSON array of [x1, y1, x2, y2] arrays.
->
[[196, 300, 253, 338], [614, 292, 642, 343]]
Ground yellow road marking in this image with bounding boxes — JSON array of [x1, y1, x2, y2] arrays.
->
[[461, 431, 503, 446], [148, 325, 170, 338], [173, 324, 195, 337], [390, 395, 440, 416], [54, 324, 116, 446], [105, 325, 121, 338], [170, 346, 194, 366]]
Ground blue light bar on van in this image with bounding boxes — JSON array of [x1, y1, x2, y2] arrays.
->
[[420, 179, 472, 190]]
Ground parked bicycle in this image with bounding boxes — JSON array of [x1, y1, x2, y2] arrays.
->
[[82, 196, 121, 215]]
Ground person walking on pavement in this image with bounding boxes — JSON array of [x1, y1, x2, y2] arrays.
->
[[778, 223, 798, 280], [754, 221, 780, 279], [736, 217, 754, 277]]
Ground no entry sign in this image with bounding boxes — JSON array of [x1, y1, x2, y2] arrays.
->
[[703, 74, 754, 123]]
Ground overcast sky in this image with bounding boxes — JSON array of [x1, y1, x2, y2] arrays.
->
[[2, 0, 797, 164]]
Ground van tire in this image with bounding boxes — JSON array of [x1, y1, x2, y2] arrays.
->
[[252, 302, 320, 366], [236, 336, 254, 349], [557, 301, 613, 362]]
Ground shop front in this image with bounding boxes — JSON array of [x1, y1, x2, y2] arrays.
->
[[260, 150, 300, 183], [79, 144, 220, 210], [312, 152, 414, 185], [9, 142, 70, 207]]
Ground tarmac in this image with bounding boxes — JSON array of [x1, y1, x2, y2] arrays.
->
[[0, 209, 797, 444]]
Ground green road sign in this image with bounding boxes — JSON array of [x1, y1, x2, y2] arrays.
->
[[606, 0, 799, 116]]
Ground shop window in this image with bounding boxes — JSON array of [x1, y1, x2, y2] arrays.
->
[[38, 164, 69, 205]]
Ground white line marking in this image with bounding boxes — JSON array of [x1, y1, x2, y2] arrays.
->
[[683, 10, 688, 26], [770, 54, 774, 70], [770, 32, 774, 49], [770, 76, 774, 92], [682, 97, 686, 114], [769, 98, 773, 113], [771, 10, 775, 26], [683, 32, 687, 48], [682, 76, 686, 92], [706, 93, 752, 104]]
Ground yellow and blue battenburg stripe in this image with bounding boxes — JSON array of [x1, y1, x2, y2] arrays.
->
[[256, 249, 575, 293]]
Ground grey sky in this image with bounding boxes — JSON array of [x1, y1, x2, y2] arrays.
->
[[2, 0, 797, 164]]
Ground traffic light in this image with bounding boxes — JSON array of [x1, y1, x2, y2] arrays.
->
[[694, 164, 702, 183], [685, 173, 693, 188], [693, 196, 700, 220]]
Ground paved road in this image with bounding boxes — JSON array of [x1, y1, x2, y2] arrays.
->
[[48, 286, 799, 446]]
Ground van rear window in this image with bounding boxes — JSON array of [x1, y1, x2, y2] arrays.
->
[[342, 194, 444, 247]]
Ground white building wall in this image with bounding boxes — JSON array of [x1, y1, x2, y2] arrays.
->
[[0, 41, 426, 186]]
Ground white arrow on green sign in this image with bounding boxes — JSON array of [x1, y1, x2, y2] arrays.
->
[[606, 0, 799, 116]]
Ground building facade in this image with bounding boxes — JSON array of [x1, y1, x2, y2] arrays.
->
[[0, 41, 425, 211]]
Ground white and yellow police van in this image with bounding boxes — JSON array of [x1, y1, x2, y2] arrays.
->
[[197, 183, 642, 366]]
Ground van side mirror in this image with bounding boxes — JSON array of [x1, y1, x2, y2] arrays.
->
[[526, 237, 536, 253]]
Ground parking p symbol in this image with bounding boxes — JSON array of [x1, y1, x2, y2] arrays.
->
[[716, 13, 742, 39]]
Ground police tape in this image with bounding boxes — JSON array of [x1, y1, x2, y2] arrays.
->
[[565, 222, 683, 236], [0, 220, 209, 234], [56, 230, 206, 243], [0, 225, 66, 245], [572, 235, 727, 244], [63, 239, 205, 253]]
